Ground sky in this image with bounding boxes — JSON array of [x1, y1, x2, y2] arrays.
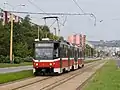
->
[[0, 0, 120, 41]]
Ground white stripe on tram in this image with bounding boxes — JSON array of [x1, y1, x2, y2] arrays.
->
[[33, 58, 71, 62]]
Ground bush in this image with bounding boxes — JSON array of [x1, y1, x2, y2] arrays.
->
[[0, 55, 10, 63], [4, 56, 10, 63], [14, 57, 21, 64], [24, 56, 33, 62], [0, 55, 5, 63]]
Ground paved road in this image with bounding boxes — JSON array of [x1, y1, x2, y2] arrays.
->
[[0, 66, 32, 74]]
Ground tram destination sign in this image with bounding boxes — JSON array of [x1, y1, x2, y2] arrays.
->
[[35, 43, 53, 47]]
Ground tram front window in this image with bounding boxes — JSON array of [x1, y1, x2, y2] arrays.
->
[[35, 48, 53, 60]]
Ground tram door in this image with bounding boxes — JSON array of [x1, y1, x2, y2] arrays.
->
[[74, 49, 78, 61], [59, 44, 63, 73], [74, 48, 78, 69], [68, 46, 71, 71]]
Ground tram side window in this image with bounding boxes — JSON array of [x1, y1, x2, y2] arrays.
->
[[80, 50, 82, 58], [67, 47, 71, 58], [79, 50, 80, 58], [68, 47, 72, 58], [70, 48, 72, 58], [63, 45, 67, 58], [65, 45, 68, 57], [72, 48, 74, 58], [74, 49, 76, 58], [60, 45, 64, 58], [59, 44, 68, 58], [82, 50, 84, 58], [53, 43, 59, 59], [78, 49, 80, 58], [74, 49, 77, 61], [67, 47, 69, 57]]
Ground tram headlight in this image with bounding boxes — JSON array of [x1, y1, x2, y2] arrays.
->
[[49, 63, 52, 66], [35, 63, 38, 66]]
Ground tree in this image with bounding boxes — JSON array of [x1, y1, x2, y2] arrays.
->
[[59, 36, 64, 41], [85, 44, 96, 57], [0, 15, 59, 60], [14, 42, 28, 58], [0, 21, 10, 56]]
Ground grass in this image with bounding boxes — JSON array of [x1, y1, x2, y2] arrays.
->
[[83, 59, 120, 90], [0, 62, 32, 68], [84, 59, 99, 64], [0, 70, 34, 84]]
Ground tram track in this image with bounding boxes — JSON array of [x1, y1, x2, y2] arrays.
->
[[39, 60, 105, 90], [76, 61, 106, 90], [0, 76, 52, 90], [14, 60, 105, 90], [12, 77, 51, 90]]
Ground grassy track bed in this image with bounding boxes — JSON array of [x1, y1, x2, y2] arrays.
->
[[83, 59, 120, 90], [0, 70, 33, 84], [84, 59, 100, 64], [0, 62, 32, 68]]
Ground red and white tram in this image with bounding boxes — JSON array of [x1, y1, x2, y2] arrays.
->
[[33, 38, 84, 75]]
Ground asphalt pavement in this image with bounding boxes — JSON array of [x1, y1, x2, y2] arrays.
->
[[0, 65, 32, 74]]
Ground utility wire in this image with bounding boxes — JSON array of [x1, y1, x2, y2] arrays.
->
[[28, 0, 94, 27], [27, 0, 66, 37], [28, 0, 46, 14], [59, 15, 67, 27], [72, 0, 96, 26], [8, 10, 97, 26], [7, 11, 94, 15], [28, 0, 65, 27], [7, 10, 96, 26], [72, 0, 85, 13], [63, 16, 67, 26], [49, 19, 57, 28]]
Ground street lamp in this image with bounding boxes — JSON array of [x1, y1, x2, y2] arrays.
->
[[4, 2, 25, 63]]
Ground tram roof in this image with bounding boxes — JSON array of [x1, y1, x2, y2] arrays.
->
[[34, 40, 59, 43], [34, 39, 81, 48]]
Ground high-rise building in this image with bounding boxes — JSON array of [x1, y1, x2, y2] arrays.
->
[[0, 8, 22, 25], [67, 34, 86, 48]]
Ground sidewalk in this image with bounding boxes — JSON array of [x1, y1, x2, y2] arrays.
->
[[0, 65, 32, 74]]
